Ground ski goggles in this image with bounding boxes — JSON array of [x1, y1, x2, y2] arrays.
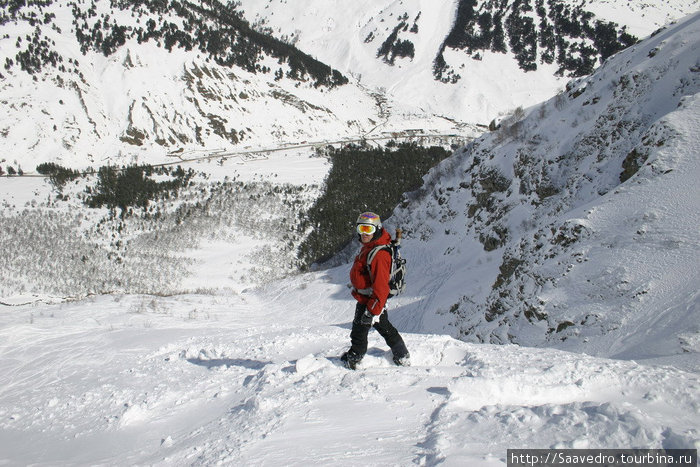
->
[[356, 224, 377, 235]]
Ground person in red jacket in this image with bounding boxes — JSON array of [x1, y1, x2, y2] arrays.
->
[[340, 212, 410, 370]]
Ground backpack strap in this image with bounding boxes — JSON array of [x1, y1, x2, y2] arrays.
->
[[366, 245, 390, 272], [356, 245, 390, 296]]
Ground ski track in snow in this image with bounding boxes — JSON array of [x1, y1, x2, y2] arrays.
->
[[1, 287, 698, 465]]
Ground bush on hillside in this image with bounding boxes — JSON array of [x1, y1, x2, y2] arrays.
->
[[36, 162, 81, 190], [85, 165, 194, 214]]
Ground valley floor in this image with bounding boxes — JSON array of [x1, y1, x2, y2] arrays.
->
[[1, 268, 698, 466]]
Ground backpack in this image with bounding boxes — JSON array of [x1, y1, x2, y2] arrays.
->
[[366, 229, 407, 298]]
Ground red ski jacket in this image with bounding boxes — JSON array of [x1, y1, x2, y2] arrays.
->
[[350, 229, 392, 315]]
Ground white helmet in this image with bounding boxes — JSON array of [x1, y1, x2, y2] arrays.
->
[[356, 212, 382, 228]]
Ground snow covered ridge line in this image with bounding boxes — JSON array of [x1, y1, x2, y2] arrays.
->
[[0, 0, 347, 86], [386, 12, 700, 358]]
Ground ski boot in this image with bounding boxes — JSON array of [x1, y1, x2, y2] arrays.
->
[[340, 349, 363, 370], [393, 352, 411, 367]]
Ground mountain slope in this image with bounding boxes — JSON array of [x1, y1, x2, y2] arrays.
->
[[0, 279, 698, 464], [382, 11, 700, 363], [236, 0, 700, 123], [0, 0, 466, 171]]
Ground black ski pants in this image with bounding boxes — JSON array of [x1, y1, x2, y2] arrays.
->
[[349, 302, 408, 358]]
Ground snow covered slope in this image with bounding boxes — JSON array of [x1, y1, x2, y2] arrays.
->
[[0, 274, 698, 465], [0, 0, 468, 171], [584, 0, 700, 36], [3, 0, 697, 170], [236, 0, 700, 123], [383, 11, 700, 364]]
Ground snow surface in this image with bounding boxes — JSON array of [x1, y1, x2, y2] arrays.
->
[[1, 279, 698, 465]]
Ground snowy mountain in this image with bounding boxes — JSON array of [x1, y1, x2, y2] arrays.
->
[[0, 0, 469, 171], [384, 10, 700, 363], [2, 0, 698, 171], [236, 0, 700, 123]]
